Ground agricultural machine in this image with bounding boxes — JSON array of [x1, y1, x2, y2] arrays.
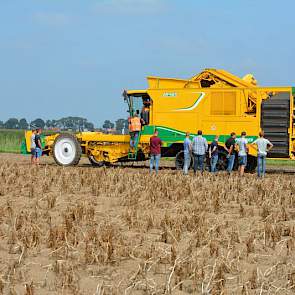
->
[[23, 69, 295, 171]]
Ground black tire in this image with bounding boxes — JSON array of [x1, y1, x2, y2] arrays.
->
[[88, 156, 104, 167], [245, 155, 257, 173], [175, 151, 194, 170], [88, 155, 105, 167], [205, 155, 211, 171], [233, 152, 239, 171], [175, 151, 184, 170], [216, 152, 227, 171], [53, 133, 82, 166]]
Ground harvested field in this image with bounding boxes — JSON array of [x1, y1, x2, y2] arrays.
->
[[0, 154, 295, 294]]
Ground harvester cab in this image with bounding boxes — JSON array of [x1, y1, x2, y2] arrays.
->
[[123, 90, 151, 124], [123, 90, 152, 159]]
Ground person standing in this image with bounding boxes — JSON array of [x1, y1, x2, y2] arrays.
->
[[128, 113, 141, 148], [183, 132, 192, 175], [30, 128, 36, 165], [225, 132, 236, 174], [209, 135, 219, 173], [192, 130, 208, 174], [149, 129, 162, 174], [251, 131, 273, 177], [34, 128, 42, 165], [141, 100, 150, 125], [236, 131, 248, 176]]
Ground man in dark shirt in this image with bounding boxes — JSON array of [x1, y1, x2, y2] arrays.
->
[[34, 128, 42, 165], [149, 129, 162, 174], [141, 101, 150, 125], [209, 135, 219, 172], [225, 132, 236, 174]]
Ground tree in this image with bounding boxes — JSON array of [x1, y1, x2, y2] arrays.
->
[[19, 118, 28, 129], [102, 120, 114, 130], [54, 117, 87, 131], [51, 120, 58, 128], [30, 118, 45, 129], [45, 120, 52, 129], [115, 118, 128, 134], [85, 122, 94, 131], [0, 120, 3, 128], [77, 118, 87, 131], [4, 118, 19, 129]]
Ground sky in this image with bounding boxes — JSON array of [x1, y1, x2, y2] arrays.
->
[[1, 0, 295, 127]]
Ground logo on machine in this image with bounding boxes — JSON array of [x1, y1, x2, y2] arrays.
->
[[211, 124, 217, 131], [174, 92, 205, 111], [163, 92, 177, 97], [246, 137, 255, 143]]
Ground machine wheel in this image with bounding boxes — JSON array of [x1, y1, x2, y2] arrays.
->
[[216, 152, 227, 171], [53, 133, 82, 166], [175, 151, 194, 170], [88, 155, 105, 167], [175, 151, 184, 170], [245, 155, 257, 173]]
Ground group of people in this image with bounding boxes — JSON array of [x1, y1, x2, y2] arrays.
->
[[184, 130, 274, 177], [30, 127, 42, 165], [28, 124, 273, 176], [149, 129, 273, 177]]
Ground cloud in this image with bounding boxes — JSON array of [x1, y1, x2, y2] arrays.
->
[[33, 12, 71, 26], [93, 0, 166, 15]]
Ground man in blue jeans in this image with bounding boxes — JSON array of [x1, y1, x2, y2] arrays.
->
[[149, 129, 162, 174], [225, 132, 236, 174], [34, 128, 42, 165], [236, 131, 248, 176], [30, 127, 36, 165], [192, 130, 208, 174], [209, 136, 219, 173], [183, 132, 192, 175], [251, 131, 273, 177]]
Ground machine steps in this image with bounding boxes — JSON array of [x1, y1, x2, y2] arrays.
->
[[261, 92, 290, 158], [128, 131, 141, 160]]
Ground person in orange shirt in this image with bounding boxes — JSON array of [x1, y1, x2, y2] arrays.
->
[[129, 113, 141, 148]]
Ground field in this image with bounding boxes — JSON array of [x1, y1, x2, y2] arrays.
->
[[0, 130, 60, 154], [0, 130, 24, 153], [0, 154, 295, 294]]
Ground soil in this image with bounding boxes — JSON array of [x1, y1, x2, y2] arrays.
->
[[0, 153, 295, 294]]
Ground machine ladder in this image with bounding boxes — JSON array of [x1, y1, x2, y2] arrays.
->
[[128, 131, 141, 160]]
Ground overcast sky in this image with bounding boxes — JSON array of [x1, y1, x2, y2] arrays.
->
[[1, 0, 295, 126]]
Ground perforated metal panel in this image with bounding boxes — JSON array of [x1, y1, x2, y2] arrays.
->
[[261, 92, 290, 158]]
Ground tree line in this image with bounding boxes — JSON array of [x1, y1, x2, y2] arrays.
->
[[0, 117, 129, 134]]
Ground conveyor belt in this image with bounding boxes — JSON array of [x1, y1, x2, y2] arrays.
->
[[261, 92, 290, 158]]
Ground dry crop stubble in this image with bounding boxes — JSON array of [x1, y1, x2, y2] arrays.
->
[[0, 155, 295, 294]]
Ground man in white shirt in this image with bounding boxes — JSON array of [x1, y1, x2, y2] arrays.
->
[[251, 131, 273, 177], [236, 131, 248, 176], [30, 128, 36, 165], [183, 132, 192, 175]]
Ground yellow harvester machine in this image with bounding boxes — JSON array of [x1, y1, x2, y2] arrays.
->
[[23, 69, 295, 171]]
